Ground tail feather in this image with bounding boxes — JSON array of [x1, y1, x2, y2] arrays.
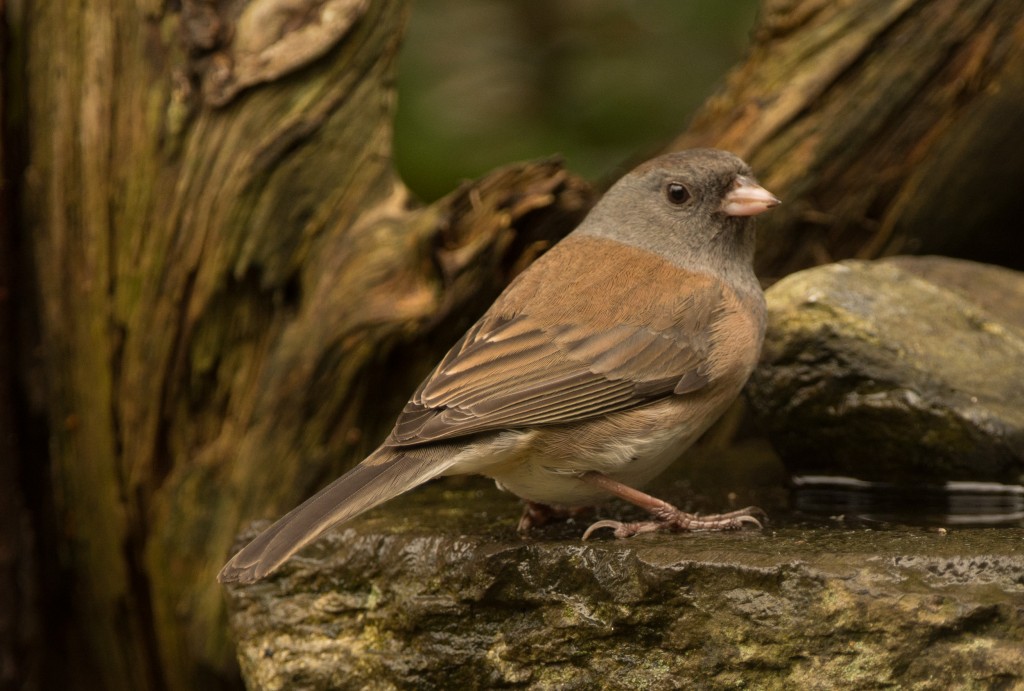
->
[[219, 447, 445, 584]]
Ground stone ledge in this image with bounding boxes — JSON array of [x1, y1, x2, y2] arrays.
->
[[223, 480, 1024, 690]]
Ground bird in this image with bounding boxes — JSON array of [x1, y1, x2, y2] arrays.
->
[[219, 148, 780, 584]]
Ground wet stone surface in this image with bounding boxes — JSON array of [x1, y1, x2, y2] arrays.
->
[[223, 479, 1024, 690], [748, 257, 1024, 485]]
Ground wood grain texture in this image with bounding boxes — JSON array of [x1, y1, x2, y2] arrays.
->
[[673, 0, 1024, 279], [17, 0, 591, 688]]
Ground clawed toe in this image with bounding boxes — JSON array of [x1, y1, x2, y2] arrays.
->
[[582, 506, 766, 540], [518, 501, 562, 532], [713, 505, 768, 523], [574, 472, 767, 541], [582, 519, 628, 540], [660, 506, 766, 531], [519, 502, 594, 533]]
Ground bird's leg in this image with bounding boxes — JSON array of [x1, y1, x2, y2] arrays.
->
[[578, 471, 765, 539], [517, 501, 593, 533]]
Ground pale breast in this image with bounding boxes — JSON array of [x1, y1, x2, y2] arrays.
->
[[482, 390, 737, 506]]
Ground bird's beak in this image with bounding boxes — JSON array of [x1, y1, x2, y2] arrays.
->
[[721, 175, 781, 217]]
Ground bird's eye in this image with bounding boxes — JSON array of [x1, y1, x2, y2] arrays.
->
[[665, 182, 691, 205]]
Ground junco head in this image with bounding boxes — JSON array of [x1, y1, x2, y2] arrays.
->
[[220, 148, 779, 584]]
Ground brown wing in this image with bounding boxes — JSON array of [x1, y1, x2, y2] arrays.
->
[[389, 238, 728, 446]]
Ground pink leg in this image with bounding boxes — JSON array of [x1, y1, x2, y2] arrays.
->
[[578, 471, 766, 539], [517, 501, 593, 533]]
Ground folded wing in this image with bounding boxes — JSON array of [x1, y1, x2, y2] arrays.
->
[[390, 281, 725, 446]]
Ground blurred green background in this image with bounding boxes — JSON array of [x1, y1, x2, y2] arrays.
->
[[395, 0, 760, 201]]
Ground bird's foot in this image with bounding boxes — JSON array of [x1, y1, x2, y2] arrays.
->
[[517, 501, 593, 533], [575, 471, 766, 540], [582, 505, 766, 539]]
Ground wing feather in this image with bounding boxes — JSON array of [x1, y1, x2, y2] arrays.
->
[[388, 239, 730, 447], [390, 314, 722, 446]]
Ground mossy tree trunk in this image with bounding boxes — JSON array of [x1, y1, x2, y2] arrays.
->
[[11, 1, 589, 689], [5, 0, 1023, 690]]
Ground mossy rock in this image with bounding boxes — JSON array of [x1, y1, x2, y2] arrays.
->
[[223, 479, 1024, 690], [747, 257, 1024, 484]]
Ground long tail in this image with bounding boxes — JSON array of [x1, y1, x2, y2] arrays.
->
[[219, 446, 446, 584]]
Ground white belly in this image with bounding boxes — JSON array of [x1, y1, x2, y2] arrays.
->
[[481, 422, 698, 507], [438, 391, 734, 508]]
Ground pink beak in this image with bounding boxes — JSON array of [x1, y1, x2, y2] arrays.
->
[[721, 175, 781, 217]]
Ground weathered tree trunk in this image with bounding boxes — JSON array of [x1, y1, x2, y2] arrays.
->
[[14, 1, 589, 689], [7, 0, 1024, 690], [1, 4, 39, 688], [674, 0, 1024, 280]]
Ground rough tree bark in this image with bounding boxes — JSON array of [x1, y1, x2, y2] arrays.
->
[[6, 0, 1024, 690], [15, 1, 591, 689], [1, 3, 39, 688], [675, 0, 1024, 280]]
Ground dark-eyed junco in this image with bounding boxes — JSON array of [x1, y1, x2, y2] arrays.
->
[[219, 148, 780, 584]]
